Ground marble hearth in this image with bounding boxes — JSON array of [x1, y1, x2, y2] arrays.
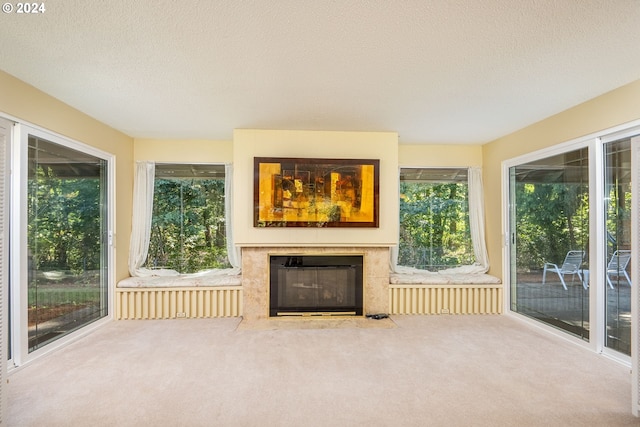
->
[[241, 246, 390, 321]]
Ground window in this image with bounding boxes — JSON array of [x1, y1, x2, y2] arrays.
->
[[398, 168, 475, 270], [26, 135, 110, 352], [508, 148, 590, 340], [604, 137, 633, 354], [144, 164, 228, 273]]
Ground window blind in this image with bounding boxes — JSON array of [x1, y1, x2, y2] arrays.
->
[[0, 117, 11, 424]]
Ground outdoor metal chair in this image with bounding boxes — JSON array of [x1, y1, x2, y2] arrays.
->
[[542, 250, 585, 290], [606, 250, 632, 289]]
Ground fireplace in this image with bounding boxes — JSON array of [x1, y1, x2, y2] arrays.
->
[[269, 255, 364, 317]]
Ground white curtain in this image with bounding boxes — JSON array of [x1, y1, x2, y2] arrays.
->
[[128, 161, 155, 277], [389, 244, 399, 273], [391, 167, 489, 274], [467, 166, 489, 272], [431, 167, 488, 274], [225, 163, 241, 269]]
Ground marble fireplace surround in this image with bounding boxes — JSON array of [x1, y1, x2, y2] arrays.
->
[[241, 246, 390, 321]]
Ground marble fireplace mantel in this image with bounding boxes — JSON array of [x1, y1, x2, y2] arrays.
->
[[241, 246, 390, 321]]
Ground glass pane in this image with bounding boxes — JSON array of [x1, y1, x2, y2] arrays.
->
[[146, 164, 228, 273], [27, 136, 108, 352], [509, 148, 589, 340], [398, 169, 474, 270], [604, 138, 632, 355]]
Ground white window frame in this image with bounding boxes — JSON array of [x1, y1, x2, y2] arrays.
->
[[501, 119, 640, 366], [8, 119, 116, 368], [146, 162, 228, 273], [630, 134, 640, 416], [397, 166, 475, 270]]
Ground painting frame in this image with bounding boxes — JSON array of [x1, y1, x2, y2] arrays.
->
[[254, 157, 380, 228]]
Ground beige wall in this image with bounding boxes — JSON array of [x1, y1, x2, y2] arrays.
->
[[482, 78, 640, 278], [399, 144, 482, 167], [0, 70, 134, 281], [233, 129, 399, 246], [134, 138, 233, 163]]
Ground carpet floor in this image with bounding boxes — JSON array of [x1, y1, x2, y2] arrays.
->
[[7, 315, 637, 426]]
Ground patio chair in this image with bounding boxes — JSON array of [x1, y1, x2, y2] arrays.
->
[[606, 250, 632, 289], [542, 250, 585, 290]]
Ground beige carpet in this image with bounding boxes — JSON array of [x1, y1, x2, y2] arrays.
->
[[237, 315, 397, 330], [7, 315, 637, 426]]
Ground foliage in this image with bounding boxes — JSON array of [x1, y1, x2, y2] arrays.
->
[[513, 182, 589, 271], [605, 183, 632, 257], [146, 178, 229, 273], [28, 166, 103, 275], [398, 181, 474, 270], [28, 166, 230, 277]]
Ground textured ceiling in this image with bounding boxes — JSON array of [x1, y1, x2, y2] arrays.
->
[[1, 1, 639, 144]]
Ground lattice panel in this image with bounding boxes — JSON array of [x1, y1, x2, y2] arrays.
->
[[116, 287, 243, 320], [389, 284, 503, 315]]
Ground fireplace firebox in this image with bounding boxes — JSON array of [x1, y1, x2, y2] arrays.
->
[[269, 255, 364, 317]]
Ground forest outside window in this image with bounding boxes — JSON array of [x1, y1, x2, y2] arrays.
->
[[16, 128, 112, 360], [398, 168, 475, 270], [144, 164, 229, 273]]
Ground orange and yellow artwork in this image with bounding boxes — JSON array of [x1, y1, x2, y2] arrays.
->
[[254, 157, 379, 227]]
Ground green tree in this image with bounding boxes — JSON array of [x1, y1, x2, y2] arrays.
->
[[28, 166, 103, 274], [514, 182, 588, 271], [147, 178, 229, 273], [399, 181, 474, 270]]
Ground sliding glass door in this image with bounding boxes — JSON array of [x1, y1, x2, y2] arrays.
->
[[509, 148, 590, 340], [507, 131, 637, 357], [26, 134, 109, 352], [604, 137, 632, 355], [10, 125, 112, 364]]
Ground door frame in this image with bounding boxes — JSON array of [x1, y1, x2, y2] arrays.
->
[[501, 119, 640, 365], [8, 120, 116, 368]]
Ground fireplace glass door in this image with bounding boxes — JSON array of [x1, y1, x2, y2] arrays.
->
[[269, 255, 363, 316]]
